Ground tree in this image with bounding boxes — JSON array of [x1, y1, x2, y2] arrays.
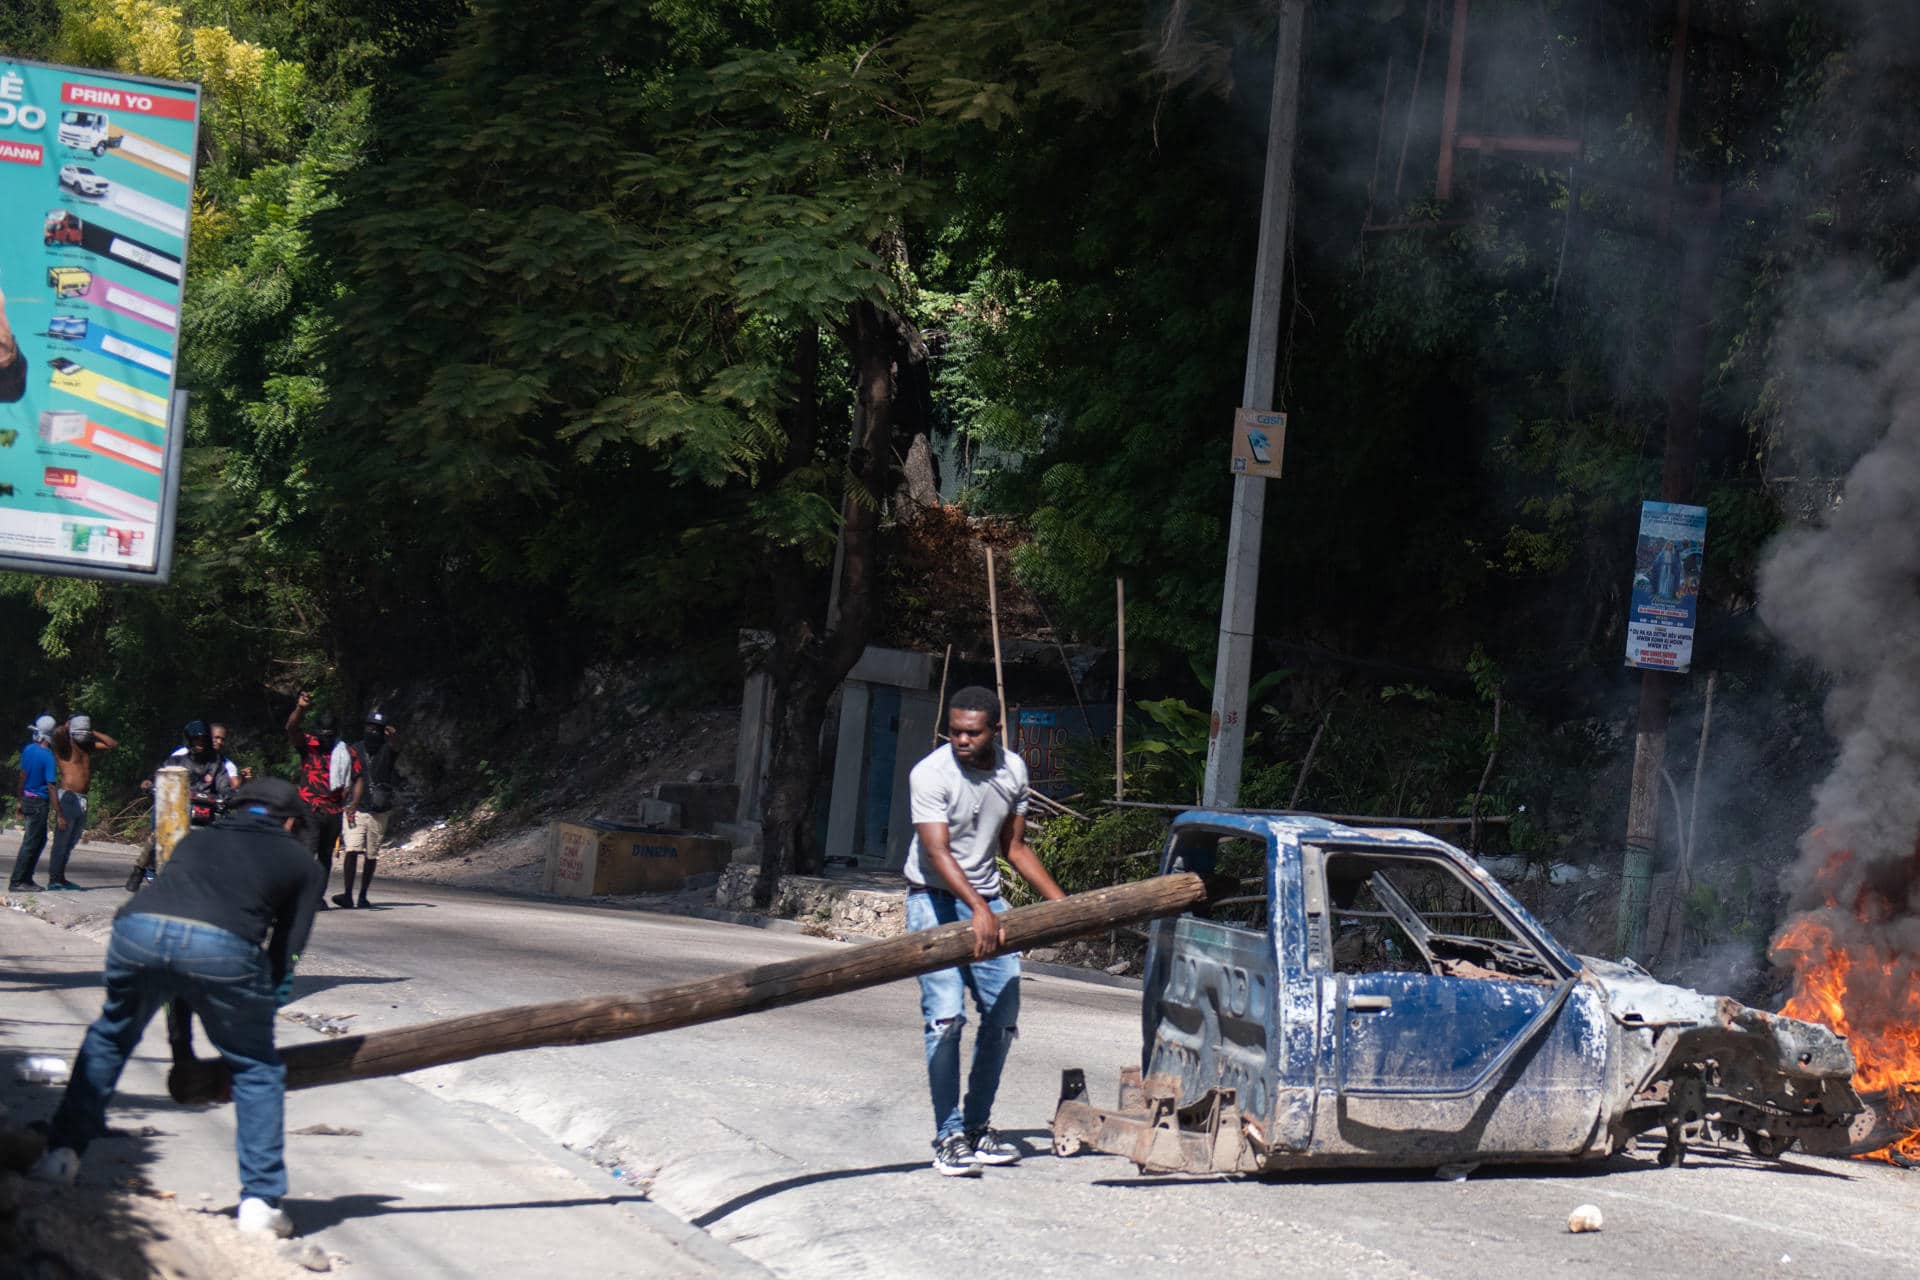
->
[[314, 0, 953, 889]]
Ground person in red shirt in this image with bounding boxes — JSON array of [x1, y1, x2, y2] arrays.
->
[[284, 692, 359, 911]]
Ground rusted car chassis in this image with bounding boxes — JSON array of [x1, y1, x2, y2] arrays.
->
[[1050, 815, 1889, 1174]]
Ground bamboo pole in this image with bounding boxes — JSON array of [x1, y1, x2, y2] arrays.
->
[[986, 546, 1009, 727], [1288, 711, 1331, 811], [170, 874, 1209, 1102], [932, 642, 952, 748], [1115, 577, 1127, 803], [1681, 670, 1717, 892], [1468, 692, 1502, 855]]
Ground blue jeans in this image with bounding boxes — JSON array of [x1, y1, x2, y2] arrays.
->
[[47, 789, 86, 882], [908, 890, 1021, 1142], [9, 793, 50, 885], [47, 913, 288, 1203]]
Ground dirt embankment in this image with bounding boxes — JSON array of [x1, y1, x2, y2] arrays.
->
[[1, 1134, 329, 1279], [375, 702, 739, 895]]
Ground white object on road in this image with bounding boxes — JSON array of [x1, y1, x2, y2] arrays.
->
[[29, 1146, 79, 1185], [17, 1055, 70, 1084], [1568, 1204, 1604, 1233], [238, 1196, 294, 1237]]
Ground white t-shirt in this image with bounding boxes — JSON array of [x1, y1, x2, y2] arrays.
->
[[902, 743, 1030, 898], [169, 745, 239, 783], [329, 740, 354, 791]]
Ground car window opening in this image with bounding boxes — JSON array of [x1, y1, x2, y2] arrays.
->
[[1165, 831, 1269, 931], [1324, 851, 1554, 982]]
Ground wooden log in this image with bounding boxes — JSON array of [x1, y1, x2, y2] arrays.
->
[[171, 873, 1209, 1103]]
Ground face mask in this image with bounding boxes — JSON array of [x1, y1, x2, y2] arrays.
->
[[364, 729, 383, 747]]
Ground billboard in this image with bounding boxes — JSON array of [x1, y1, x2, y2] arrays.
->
[[1625, 500, 1707, 672], [0, 57, 199, 582]]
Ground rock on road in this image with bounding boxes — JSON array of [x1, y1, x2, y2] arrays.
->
[[20, 842, 1920, 1277]]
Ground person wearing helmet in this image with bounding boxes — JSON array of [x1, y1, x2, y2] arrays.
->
[[47, 714, 116, 890], [176, 720, 239, 826], [31, 777, 325, 1237], [126, 721, 242, 892], [8, 714, 59, 891], [335, 712, 399, 909], [284, 692, 359, 910]]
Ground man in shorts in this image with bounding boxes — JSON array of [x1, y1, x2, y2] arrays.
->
[[335, 712, 399, 908]]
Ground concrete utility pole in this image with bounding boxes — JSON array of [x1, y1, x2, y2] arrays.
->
[[154, 765, 189, 869], [1202, 0, 1308, 809]]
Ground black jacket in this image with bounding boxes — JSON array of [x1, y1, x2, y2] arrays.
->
[[119, 810, 323, 980]]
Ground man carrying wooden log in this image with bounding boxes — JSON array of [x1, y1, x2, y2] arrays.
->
[[903, 685, 1066, 1177]]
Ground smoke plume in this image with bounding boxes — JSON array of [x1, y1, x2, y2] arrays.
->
[[1758, 269, 1920, 935]]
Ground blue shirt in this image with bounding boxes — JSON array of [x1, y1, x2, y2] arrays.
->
[[20, 741, 54, 798]]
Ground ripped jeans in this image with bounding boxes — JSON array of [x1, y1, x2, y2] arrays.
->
[[908, 889, 1021, 1142]]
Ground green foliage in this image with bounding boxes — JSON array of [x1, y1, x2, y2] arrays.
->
[[1006, 806, 1165, 906], [0, 0, 1893, 875]]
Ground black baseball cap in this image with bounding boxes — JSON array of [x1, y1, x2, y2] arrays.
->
[[231, 777, 305, 821]]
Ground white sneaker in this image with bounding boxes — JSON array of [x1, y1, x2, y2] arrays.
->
[[237, 1196, 294, 1237], [29, 1146, 79, 1185]]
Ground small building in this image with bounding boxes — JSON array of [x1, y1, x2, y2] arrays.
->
[[731, 639, 1114, 873]]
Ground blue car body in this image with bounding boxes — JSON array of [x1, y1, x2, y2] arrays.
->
[[1052, 813, 1872, 1172]]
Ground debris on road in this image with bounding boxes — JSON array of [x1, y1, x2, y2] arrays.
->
[[15, 1057, 68, 1085], [289, 1123, 362, 1137], [282, 1011, 357, 1037], [281, 1238, 336, 1271], [1568, 1204, 1603, 1233]]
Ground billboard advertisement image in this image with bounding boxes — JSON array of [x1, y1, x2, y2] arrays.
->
[[0, 57, 198, 582]]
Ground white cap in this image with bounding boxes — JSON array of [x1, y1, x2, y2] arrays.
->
[[30, 714, 54, 739]]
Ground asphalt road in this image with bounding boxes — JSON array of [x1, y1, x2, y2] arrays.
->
[[22, 843, 1920, 1277]]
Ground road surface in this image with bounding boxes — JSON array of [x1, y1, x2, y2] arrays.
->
[[15, 839, 1920, 1277]]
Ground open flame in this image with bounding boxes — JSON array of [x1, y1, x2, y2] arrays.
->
[[1775, 838, 1920, 1162]]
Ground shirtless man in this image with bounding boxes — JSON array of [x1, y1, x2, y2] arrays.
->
[[47, 715, 117, 890]]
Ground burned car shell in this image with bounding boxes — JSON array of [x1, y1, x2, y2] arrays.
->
[[1051, 813, 1866, 1173]]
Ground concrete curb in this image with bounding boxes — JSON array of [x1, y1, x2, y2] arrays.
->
[[444, 1097, 776, 1279]]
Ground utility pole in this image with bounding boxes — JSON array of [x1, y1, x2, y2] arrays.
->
[[1202, 0, 1307, 809], [1616, 201, 1715, 959]]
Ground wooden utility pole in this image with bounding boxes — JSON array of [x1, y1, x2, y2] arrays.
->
[[1202, 0, 1307, 809], [169, 874, 1209, 1102], [1616, 202, 1716, 959]]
